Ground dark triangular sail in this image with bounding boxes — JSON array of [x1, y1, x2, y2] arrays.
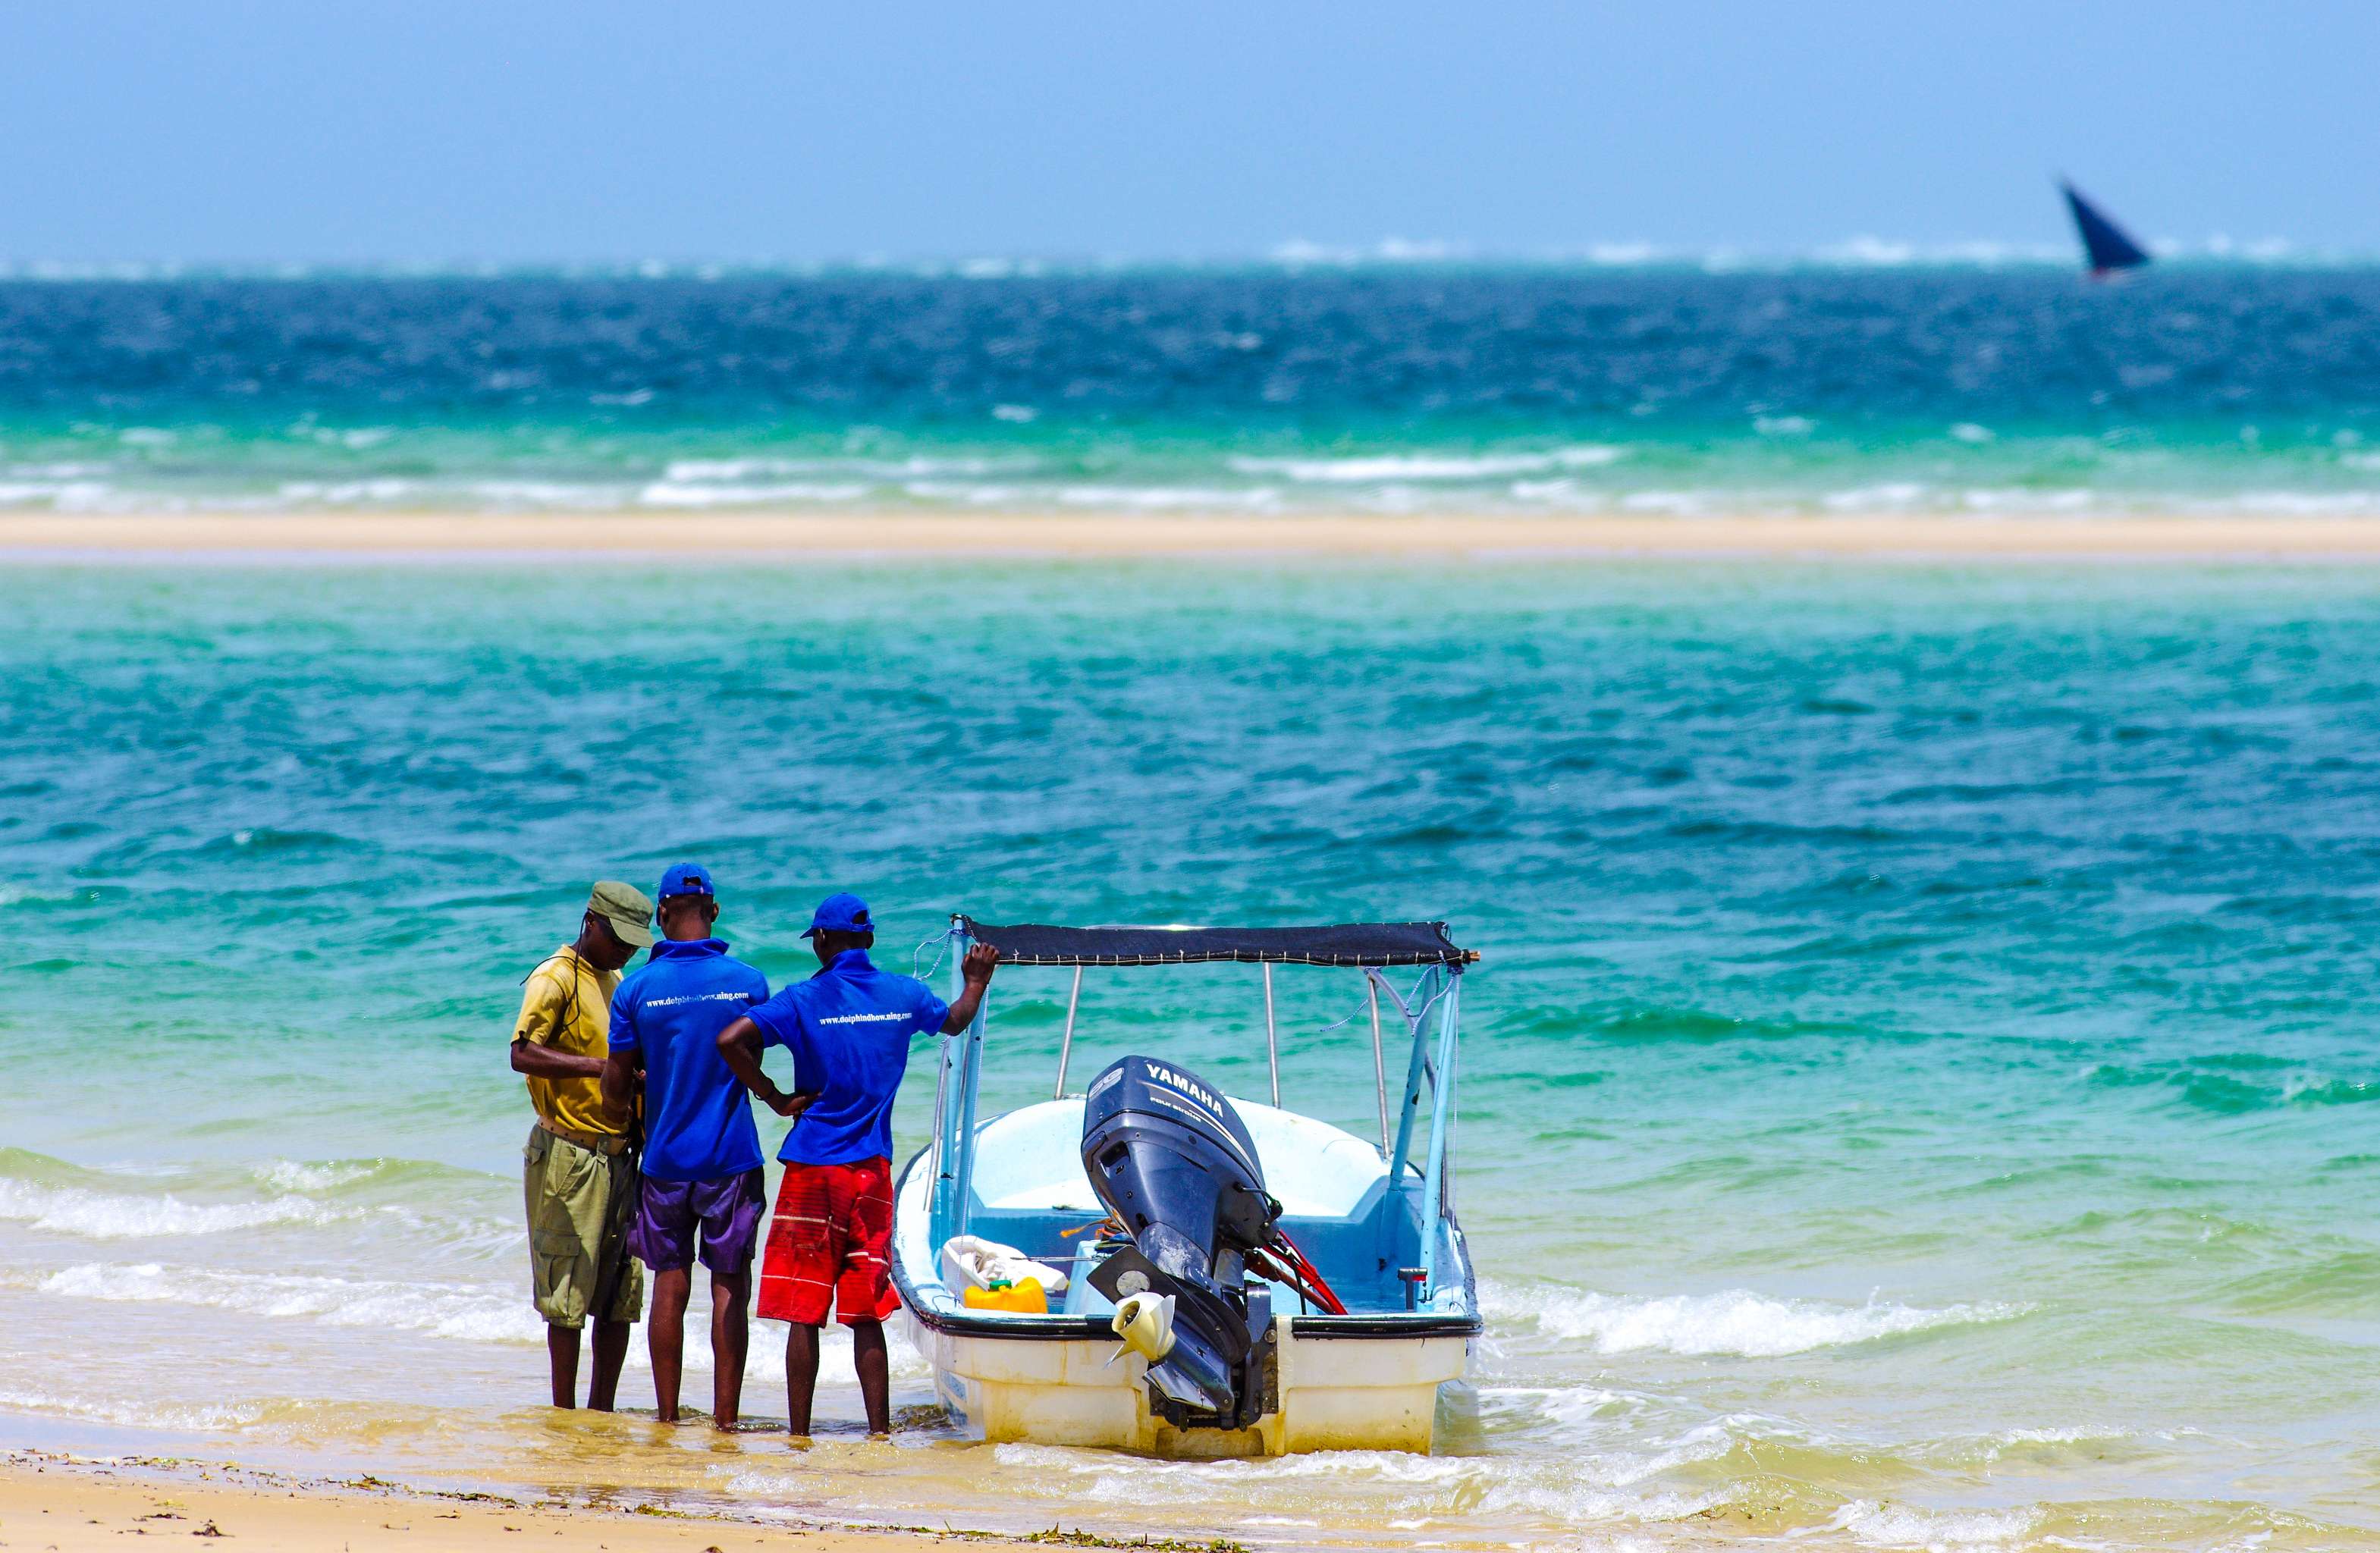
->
[[2061, 180, 2151, 274]]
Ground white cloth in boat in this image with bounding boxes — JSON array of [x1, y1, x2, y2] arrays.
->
[[941, 1234, 1069, 1294]]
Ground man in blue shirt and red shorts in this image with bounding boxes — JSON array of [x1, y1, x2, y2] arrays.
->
[[717, 893, 997, 1436], [601, 864, 771, 1427]]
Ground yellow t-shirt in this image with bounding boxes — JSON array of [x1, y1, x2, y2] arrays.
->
[[513, 946, 624, 1138]]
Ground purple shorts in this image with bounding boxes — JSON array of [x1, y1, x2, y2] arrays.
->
[[626, 1169, 766, 1275]]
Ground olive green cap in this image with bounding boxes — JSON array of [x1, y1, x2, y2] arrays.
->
[[586, 880, 655, 948]]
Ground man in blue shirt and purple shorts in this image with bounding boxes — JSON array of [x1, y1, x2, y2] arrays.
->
[[717, 892, 997, 1436], [601, 864, 770, 1427]]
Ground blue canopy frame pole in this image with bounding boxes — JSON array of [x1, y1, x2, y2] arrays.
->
[[929, 918, 986, 1253], [1385, 965, 1444, 1189], [1262, 964, 1279, 1107], [1418, 973, 1463, 1297], [1367, 976, 1389, 1154], [1052, 965, 1083, 1100]]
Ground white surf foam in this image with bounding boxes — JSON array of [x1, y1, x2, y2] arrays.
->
[[977, 1438, 1721, 1526], [1615, 489, 1720, 515], [986, 1441, 1471, 1498], [1052, 483, 1280, 510], [0, 1385, 264, 1433], [638, 481, 873, 507], [901, 480, 1025, 505], [1823, 482, 1933, 512], [1918, 1426, 2133, 1467], [661, 455, 1020, 482], [0, 480, 117, 509], [1955, 488, 2096, 513], [0, 1180, 354, 1239], [273, 478, 416, 504], [1229, 447, 1622, 482], [250, 1160, 380, 1193], [463, 480, 630, 507], [30, 1261, 543, 1344], [1832, 1499, 2039, 1552], [1471, 1382, 1650, 1432], [1481, 1282, 2027, 1357]]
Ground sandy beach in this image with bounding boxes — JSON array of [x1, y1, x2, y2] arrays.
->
[[8, 511, 2380, 563], [0, 1452, 1235, 1553]]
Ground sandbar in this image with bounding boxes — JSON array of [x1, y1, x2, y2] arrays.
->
[[5, 510, 2380, 563]]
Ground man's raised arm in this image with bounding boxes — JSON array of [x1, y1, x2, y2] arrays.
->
[[938, 944, 999, 1034]]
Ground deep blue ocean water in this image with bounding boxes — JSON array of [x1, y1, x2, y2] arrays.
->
[[3, 266, 2378, 516], [7, 559, 2380, 1551]]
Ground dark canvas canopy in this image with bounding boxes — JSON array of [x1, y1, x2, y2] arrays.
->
[[956, 918, 1474, 968]]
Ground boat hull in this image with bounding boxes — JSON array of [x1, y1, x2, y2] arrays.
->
[[900, 1307, 1468, 1456], [891, 1093, 1480, 1456]]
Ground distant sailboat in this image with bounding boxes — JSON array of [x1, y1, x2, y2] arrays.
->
[[2060, 180, 2151, 276]]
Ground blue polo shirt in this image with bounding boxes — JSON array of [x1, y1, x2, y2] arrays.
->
[[608, 937, 771, 1181], [743, 949, 950, 1167]]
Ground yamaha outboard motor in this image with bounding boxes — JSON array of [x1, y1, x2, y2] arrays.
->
[[1080, 1056, 1279, 1429]]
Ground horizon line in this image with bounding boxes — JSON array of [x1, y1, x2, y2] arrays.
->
[[0, 234, 2360, 283]]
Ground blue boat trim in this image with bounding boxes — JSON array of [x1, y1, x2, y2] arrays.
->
[[890, 1144, 1485, 1344]]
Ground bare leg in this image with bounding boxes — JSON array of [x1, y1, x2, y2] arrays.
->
[[710, 1266, 751, 1429], [648, 1267, 692, 1421], [851, 1319, 890, 1435], [588, 1318, 631, 1412], [546, 1324, 582, 1409], [784, 1322, 822, 1436]]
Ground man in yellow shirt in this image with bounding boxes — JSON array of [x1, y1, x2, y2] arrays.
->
[[510, 880, 654, 1410]]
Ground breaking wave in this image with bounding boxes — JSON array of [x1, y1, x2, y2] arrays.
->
[[1481, 1282, 2028, 1357], [0, 1385, 268, 1433], [1829, 1499, 2040, 1552], [782, 1438, 1728, 1527], [0, 1178, 355, 1239], [1226, 447, 1624, 482], [21, 1262, 542, 1344]]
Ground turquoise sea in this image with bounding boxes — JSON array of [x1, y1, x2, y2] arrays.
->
[[8, 266, 2380, 1549], [8, 557, 2380, 1551], [2, 265, 2378, 518]]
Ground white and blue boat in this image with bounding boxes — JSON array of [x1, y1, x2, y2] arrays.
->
[[890, 918, 1483, 1457]]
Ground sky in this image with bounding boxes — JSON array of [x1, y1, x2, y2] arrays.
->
[[3, 1, 2374, 265]]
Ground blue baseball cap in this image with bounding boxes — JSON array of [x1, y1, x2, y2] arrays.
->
[[657, 863, 715, 901], [800, 891, 874, 939]]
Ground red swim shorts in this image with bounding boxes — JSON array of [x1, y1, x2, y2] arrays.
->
[[757, 1156, 899, 1327]]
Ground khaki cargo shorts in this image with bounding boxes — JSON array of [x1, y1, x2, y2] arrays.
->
[[523, 1123, 644, 1329]]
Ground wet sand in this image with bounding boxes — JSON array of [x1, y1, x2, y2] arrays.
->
[[0, 1451, 1244, 1553]]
